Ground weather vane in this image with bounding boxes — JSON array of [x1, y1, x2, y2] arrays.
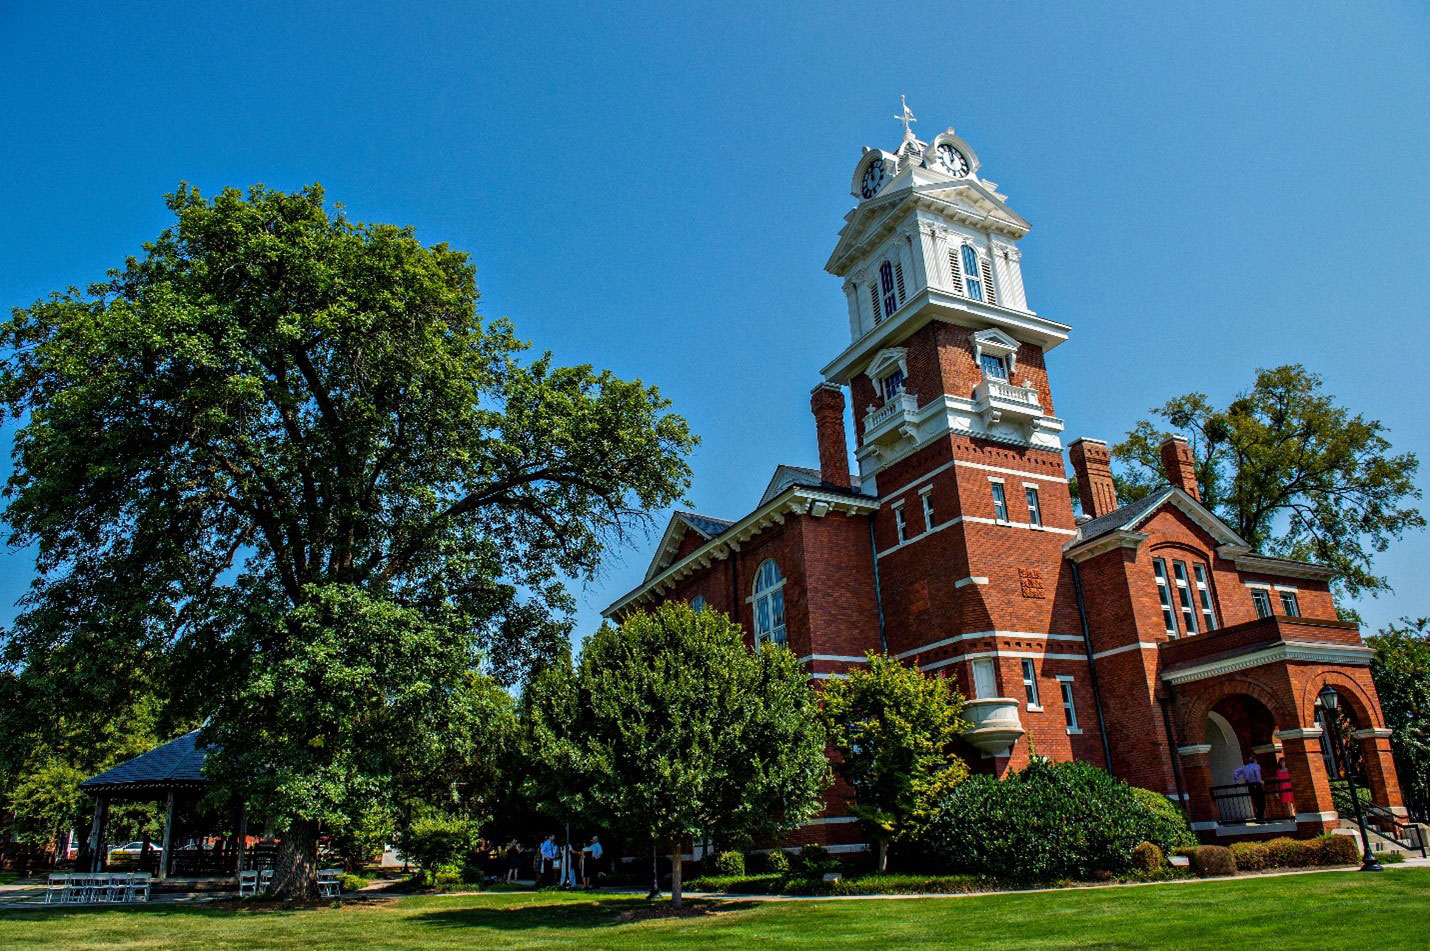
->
[[894, 95, 917, 136]]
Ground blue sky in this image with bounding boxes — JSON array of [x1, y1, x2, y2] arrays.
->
[[2, 2, 1427, 645]]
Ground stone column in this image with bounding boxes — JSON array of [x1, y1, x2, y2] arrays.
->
[[1177, 744, 1217, 836], [1353, 728, 1405, 812], [1275, 727, 1338, 834]]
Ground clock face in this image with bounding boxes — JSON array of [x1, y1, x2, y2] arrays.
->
[[860, 161, 887, 199], [937, 143, 970, 176]]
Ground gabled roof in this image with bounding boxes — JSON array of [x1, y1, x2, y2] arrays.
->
[[758, 465, 865, 507], [81, 731, 210, 793], [643, 510, 737, 582], [1065, 485, 1250, 554]]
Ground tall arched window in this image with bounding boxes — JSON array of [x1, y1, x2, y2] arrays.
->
[[961, 245, 985, 301], [752, 559, 787, 647]]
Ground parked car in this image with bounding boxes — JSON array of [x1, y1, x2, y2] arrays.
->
[[109, 841, 153, 857]]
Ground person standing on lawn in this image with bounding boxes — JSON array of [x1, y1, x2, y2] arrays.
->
[[505, 841, 522, 883], [582, 836, 603, 888], [539, 834, 559, 885]]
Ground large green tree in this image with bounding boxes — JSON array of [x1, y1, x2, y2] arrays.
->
[[1367, 617, 1430, 819], [1107, 365, 1422, 603], [524, 602, 829, 908], [821, 652, 968, 872], [0, 183, 694, 896]]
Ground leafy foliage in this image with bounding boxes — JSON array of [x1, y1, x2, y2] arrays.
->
[[921, 760, 1195, 882], [712, 850, 745, 877], [1367, 617, 1430, 819], [820, 652, 968, 870], [1190, 845, 1235, 878], [0, 183, 694, 894], [401, 811, 482, 873], [523, 602, 829, 905], [1106, 365, 1422, 602], [1129, 786, 1197, 850]]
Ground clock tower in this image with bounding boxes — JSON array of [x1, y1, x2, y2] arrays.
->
[[819, 104, 1086, 713]]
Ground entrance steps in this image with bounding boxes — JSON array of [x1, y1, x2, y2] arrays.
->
[[1334, 821, 1414, 855]]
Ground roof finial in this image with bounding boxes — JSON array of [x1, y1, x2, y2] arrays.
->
[[894, 95, 917, 137]]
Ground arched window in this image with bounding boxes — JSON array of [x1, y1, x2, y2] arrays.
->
[[961, 245, 984, 301], [752, 559, 786, 647], [690, 595, 706, 613]]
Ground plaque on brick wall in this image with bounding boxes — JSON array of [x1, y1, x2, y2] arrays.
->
[[1018, 568, 1046, 599], [909, 579, 929, 614]]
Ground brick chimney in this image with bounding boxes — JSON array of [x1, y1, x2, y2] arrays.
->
[[1160, 435, 1200, 501], [1068, 437, 1118, 519], [810, 383, 851, 490]]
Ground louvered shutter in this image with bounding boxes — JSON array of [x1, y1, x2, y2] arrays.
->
[[893, 260, 906, 304], [868, 282, 883, 323], [947, 248, 963, 293], [980, 256, 997, 305]]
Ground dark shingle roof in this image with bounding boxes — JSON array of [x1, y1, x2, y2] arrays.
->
[[676, 511, 736, 538], [81, 730, 210, 791], [758, 465, 869, 507], [1072, 487, 1173, 546]]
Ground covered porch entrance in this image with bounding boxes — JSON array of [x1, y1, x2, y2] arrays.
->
[[1160, 615, 1407, 842]]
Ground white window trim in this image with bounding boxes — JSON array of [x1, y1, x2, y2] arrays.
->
[[919, 486, 935, 531], [1020, 658, 1041, 711], [971, 328, 1019, 378], [1056, 675, 1082, 735], [893, 502, 908, 544], [988, 477, 1009, 524]]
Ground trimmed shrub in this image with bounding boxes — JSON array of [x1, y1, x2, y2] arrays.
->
[[922, 759, 1196, 883], [765, 849, 790, 875], [1129, 841, 1164, 872], [1265, 837, 1310, 868], [1317, 833, 1361, 866], [337, 872, 372, 893], [793, 844, 837, 877], [1375, 851, 1406, 865], [713, 850, 745, 877], [1129, 788, 1197, 850], [1190, 845, 1236, 878], [1230, 841, 1270, 872]]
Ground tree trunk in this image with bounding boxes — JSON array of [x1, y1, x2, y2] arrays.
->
[[648, 841, 660, 899], [877, 838, 888, 873], [271, 818, 321, 900], [669, 840, 683, 909]]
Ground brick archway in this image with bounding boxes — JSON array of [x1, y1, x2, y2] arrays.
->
[[1175, 675, 1299, 742], [1295, 669, 1383, 731]]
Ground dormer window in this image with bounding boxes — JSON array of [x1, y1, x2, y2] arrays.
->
[[972, 329, 1020, 384], [866, 348, 911, 406]]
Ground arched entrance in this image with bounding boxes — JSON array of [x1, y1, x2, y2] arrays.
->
[[1199, 694, 1287, 824], [1204, 711, 1242, 787]]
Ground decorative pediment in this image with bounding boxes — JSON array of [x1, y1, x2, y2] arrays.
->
[[973, 328, 1020, 376], [866, 347, 908, 382]]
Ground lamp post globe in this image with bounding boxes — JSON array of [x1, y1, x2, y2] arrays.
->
[[1317, 685, 1383, 872]]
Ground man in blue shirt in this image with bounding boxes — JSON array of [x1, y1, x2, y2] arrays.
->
[[539, 834, 559, 885], [582, 836, 603, 888]]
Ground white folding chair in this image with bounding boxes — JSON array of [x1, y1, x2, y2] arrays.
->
[[259, 868, 273, 893], [238, 870, 259, 897], [45, 872, 69, 904], [125, 873, 151, 902], [95, 872, 119, 902], [317, 868, 341, 898]]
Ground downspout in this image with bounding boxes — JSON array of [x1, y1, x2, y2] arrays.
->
[[868, 518, 888, 654], [1159, 687, 1189, 811], [1069, 560, 1114, 773]]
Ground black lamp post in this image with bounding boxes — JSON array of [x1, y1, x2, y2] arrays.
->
[[1317, 684, 1383, 872]]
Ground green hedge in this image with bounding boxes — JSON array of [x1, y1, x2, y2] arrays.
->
[[1227, 834, 1362, 873], [687, 873, 987, 896], [920, 760, 1197, 883]]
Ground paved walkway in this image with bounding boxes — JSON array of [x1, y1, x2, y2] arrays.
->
[[3, 858, 1424, 910]]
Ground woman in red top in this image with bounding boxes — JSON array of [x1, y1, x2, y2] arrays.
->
[[1275, 758, 1295, 818]]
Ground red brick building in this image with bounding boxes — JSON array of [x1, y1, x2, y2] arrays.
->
[[604, 113, 1404, 849]]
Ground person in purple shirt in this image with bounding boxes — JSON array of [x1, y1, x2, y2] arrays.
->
[[1234, 755, 1266, 821]]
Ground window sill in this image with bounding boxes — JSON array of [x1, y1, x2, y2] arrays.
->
[[1066, 728, 1083, 735], [1026, 705, 1044, 713]]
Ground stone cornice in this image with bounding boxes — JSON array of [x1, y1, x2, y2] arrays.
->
[[1217, 547, 1338, 582], [602, 486, 879, 619], [1160, 641, 1373, 686], [1063, 529, 1148, 564]]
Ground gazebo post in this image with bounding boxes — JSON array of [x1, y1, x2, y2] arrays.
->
[[235, 805, 249, 875], [158, 789, 176, 881], [87, 796, 107, 872]]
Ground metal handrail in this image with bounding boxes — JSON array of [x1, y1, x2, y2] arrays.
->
[[1209, 778, 1294, 824], [1363, 800, 1428, 858]]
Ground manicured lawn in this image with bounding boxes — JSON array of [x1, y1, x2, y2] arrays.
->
[[3, 867, 1426, 950]]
